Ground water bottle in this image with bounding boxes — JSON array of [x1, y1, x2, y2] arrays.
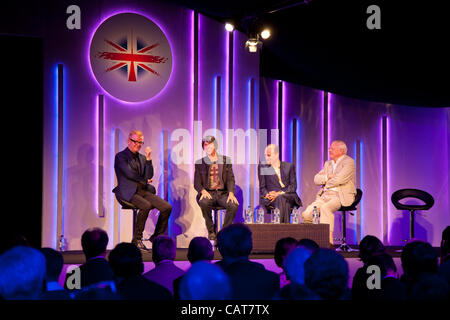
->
[[312, 206, 320, 224], [257, 208, 264, 224], [274, 208, 280, 224], [291, 208, 299, 224], [244, 206, 253, 224], [59, 234, 68, 252]]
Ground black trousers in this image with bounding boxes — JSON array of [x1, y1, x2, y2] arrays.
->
[[130, 188, 172, 240], [197, 190, 238, 234], [260, 193, 300, 223]]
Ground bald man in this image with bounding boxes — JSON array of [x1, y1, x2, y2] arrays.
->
[[302, 140, 356, 245], [258, 144, 302, 223]]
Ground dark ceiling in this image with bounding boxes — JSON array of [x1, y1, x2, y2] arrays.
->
[[170, 0, 450, 107]]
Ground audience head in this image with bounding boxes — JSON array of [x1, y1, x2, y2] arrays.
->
[[366, 253, 397, 278], [441, 226, 450, 262], [297, 238, 320, 255], [284, 247, 312, 285], [0, 233, 30, 255], [108, 242, 144, 278], [179, 261, 231, 300], [217, 223, 252, 260], [152, 235, 177, 264], [358, 235, 386, 264], [401, 240, 438, 279], [304, 248, 349, 300], [40, 247, 64, 283], [409, 272, 449, 300], [187, 237, 214, 263], [274, 237, 298, 268], [0, 246, 46, 299], [81, 228, 109, 260]]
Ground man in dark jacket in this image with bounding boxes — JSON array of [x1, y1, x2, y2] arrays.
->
[[258, 144, 302, 222], [194, 136, 239, 240], [113, 130, 172, 249]]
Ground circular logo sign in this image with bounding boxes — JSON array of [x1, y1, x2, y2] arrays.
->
[[89, 13, 172, 102]]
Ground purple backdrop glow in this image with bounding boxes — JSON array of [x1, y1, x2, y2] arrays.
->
[[3, 0, 445, 249]]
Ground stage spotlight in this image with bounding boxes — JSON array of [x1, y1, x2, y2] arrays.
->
[[225, 23, 234, 32], [245, 38, 262, 53], [260, 29, 271, 40]]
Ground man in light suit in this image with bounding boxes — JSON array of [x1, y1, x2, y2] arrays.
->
[[258, 144, 302, 223], [302, 140, 356, 245]]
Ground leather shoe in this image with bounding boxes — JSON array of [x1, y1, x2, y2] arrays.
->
[[208, 233, 216, 241], [133, 239, 150, 251]]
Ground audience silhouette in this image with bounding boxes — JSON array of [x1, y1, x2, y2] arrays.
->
[[1, 224, 449, 301], [108, 242, 172, 300]]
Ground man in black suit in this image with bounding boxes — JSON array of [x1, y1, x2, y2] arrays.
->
[[258, 144, 302, 223], [113, 130, 172, 249], [194, 136, 239, 240], [216, 223, 280, 299], [108, 242, 172, 300], [64, 228, 114, 290]]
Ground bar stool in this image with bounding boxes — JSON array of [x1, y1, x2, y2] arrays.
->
[[391, 188, 434, 240], [336, 189, 363, 252]]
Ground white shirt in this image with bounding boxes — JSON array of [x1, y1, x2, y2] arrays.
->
[[327, 155, 346, 192]]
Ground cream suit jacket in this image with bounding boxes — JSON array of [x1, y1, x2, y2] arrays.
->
[[314, 154, 356, 207]]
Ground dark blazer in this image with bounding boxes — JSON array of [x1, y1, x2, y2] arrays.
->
[[219, 259, 280, 300], [194, 155, 235, 196], [113, 147, 155, 202], [64, 257, 115, 290], [258, 162, 302, 206], [143, 260, 185, 295], [116, 275, 173, 300]]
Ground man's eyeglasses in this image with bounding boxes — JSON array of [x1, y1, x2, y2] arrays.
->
[[129, 138, 144, 145]]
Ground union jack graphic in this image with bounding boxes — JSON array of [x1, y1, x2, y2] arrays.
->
[[96, 31, 168, 82]]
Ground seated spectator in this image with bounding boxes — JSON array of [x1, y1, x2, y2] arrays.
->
[[297, 238, 320, 254], [351, 235, 385, 300], [400, 240, 440, 295], [439, 226, 450, 289], [173, 236, 214, 299], [187, 236, 214, 263], [409, 272, 449, 300], [0, 246, 46, 299], [40, 247, 71, 300], [64, 228, 114, 290], [274, 237, 298, 287], [216, 223, 280, 299], [365, 253, 407, 300], [108, 242, 172, 300], [275, 247, 320, 300], [179, 261, 231, 300], [143, 235, 185, 295], [304, 248, 351, 300]]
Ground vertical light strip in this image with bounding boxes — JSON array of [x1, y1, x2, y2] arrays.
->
[[322, 91, 329, 163], [382, 116, 388, 243], [113, 129, 120, 244], [191, 10, 197, 179], [282, 81, 287, 161], [215, 76, 221, 132], [52, 65, 58, 248], [97, 94, 104, 217], [355, 140, 362, 244], [328, 92, 332, 148], [360, 140, 365, 241], [296, 119, 301, 196], [249, 78, 256, 209], [56, 64, 65, 243], [277, 81, 283, 158]]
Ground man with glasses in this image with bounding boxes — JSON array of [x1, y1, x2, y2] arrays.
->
[[113, 130, 172, 250]]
